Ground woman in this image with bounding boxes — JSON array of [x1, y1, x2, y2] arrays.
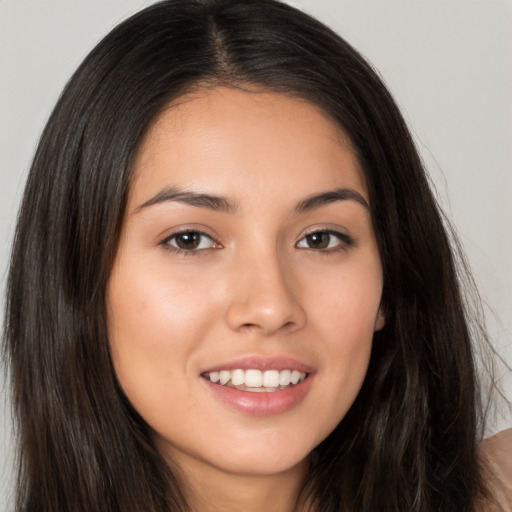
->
[[3, 0, 509, 510]]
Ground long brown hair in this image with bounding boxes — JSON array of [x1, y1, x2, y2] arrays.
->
[[4, 0, 494, 510]]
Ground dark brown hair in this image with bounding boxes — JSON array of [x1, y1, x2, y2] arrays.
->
[[4, 0, 494, 510]]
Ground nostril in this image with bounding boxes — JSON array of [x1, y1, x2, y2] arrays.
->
[[281, 321, 296, 332], [240, 320, 296, 335]]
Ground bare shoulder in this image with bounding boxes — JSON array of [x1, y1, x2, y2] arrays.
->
[[479, 428, 512, 511]]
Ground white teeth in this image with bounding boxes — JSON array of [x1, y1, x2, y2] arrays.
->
[[245, 369, 263, 387], [279, 369, 291, 386], [263, 370, 279, 387], [219, 370, 230, 385], [290, 370, 301, 385], [231, 369, 245, 386], [206, 369, 308, 389]]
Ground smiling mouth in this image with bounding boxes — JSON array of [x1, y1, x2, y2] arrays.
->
[[202, 369, 308, 392]]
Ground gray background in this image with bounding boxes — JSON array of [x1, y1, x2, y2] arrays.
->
[[1, 1, 511, 508]]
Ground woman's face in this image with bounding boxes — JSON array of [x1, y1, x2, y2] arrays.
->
[[107, 87, 384, 479]]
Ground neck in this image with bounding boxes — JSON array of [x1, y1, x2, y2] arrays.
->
[[175, 456, 310, 512]]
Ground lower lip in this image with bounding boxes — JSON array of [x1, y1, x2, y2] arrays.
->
[[202, 375, 314, 416]]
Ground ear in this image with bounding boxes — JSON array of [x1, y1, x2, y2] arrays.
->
[[374, 308, 385, 331]]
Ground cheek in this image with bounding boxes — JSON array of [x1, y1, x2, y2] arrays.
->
[[106, 262, 219, 398], [109, 255, 217, 334], [310, 257, 383, 335], [306, 264, 381, 414]]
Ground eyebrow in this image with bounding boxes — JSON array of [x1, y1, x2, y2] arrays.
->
[[135, 186, 369, 214], [295, 188, 369, 212], [135, 187, 238, 213]]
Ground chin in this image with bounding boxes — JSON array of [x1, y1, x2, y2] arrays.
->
[[211, 450, 310, 478]]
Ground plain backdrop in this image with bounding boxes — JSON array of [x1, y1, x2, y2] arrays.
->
[[1, 0, 511, 509]]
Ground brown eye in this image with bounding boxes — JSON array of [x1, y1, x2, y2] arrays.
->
[[296, 230, 352, 251], [304, 232, 331, 249], [163, 231, 217, 251]]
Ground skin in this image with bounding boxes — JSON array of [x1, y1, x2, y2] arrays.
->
[[107, 86, 384, 512]]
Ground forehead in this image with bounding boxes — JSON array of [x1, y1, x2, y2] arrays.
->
[[129, 86, 367, 208]]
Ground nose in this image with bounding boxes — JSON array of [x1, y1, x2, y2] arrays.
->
[[225, 250, 306, 336]]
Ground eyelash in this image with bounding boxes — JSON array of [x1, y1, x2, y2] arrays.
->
[[296, 229, 355, 252], [160, 229, 220, 255], [159, 229, 354, 255]]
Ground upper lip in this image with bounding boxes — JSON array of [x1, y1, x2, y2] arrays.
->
[[201, 355, 315, 374]]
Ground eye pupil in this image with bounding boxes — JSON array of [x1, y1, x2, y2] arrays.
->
[[175, 232, 201, 249], [306, 232, 330, 249]]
